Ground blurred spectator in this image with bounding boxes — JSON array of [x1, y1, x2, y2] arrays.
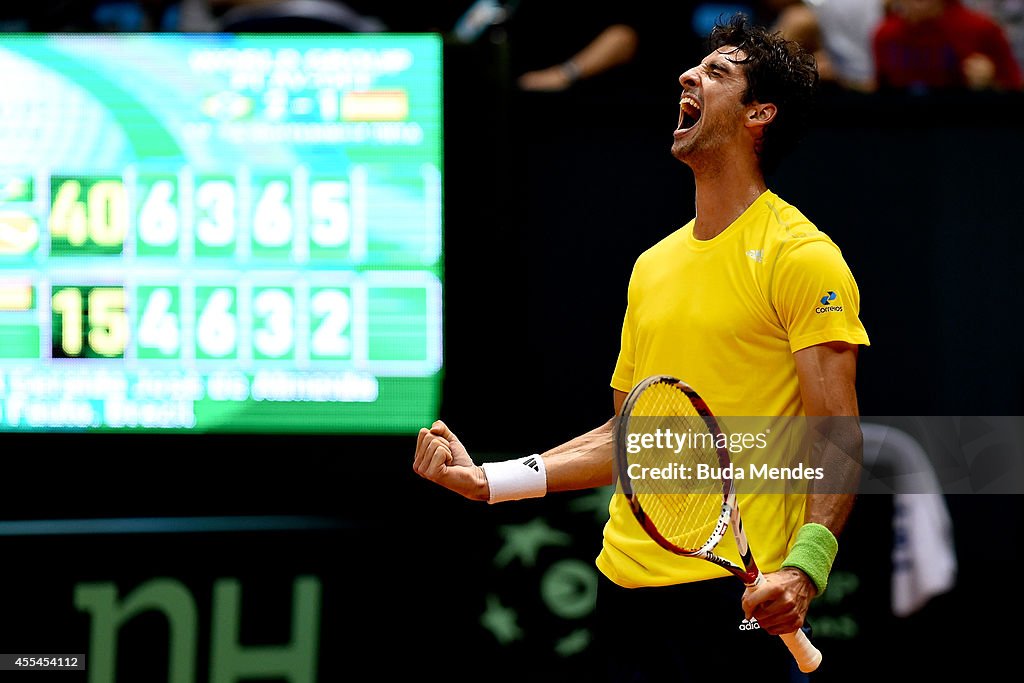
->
[[498, 2, 645, 94], [873, 0, 1023, 92], [773, 0, 885, 92], [515, 22, 638, 92], [963, 0, 1024, 73]]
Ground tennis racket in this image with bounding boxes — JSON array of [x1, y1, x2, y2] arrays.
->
[[615, 374, 822, 673]]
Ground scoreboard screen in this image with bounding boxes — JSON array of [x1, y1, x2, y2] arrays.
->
[[0, 33, 443, 434]]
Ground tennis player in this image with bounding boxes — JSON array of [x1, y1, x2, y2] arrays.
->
[[414, 14, 869, 681]]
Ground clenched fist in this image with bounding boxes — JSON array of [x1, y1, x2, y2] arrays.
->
[[413, 420, 489, 501]]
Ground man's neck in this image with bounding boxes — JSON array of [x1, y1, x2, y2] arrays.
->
[[690, 156, 768, 241]]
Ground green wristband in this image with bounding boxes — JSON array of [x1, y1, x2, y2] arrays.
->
[[781, 523, 838, 595]]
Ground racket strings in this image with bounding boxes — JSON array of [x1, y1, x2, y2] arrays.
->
[[626, 382, 726, 552]]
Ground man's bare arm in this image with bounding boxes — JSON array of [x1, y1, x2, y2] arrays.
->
[[517, 24, 639, 91], [797, 341, 862, 536], [543, 389, 628, 492], [413, 390, 628, 500], [743, 341, 862, 634]]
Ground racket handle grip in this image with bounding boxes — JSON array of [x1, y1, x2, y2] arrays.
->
[[780, 628, 822, 673]]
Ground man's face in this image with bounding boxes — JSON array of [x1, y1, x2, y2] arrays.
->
[[671, 46, 752, 163]]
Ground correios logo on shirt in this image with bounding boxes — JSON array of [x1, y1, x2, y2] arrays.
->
[[815, 291, 843, 314]]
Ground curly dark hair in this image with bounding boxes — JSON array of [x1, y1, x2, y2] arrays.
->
[[708, 14, 819, 174]]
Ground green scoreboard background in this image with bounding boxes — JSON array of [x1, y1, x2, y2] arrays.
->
[[0, 33, 443, 433]]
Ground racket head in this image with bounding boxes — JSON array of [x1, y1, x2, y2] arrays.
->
[[615, 375, 736, 556]]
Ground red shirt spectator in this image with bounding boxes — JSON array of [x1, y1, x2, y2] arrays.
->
[[873, 0, 1022, 91]]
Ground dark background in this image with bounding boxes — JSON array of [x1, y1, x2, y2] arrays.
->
[[3, 21, 1024, 683]]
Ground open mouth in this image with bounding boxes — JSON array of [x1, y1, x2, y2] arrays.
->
[[677, 95, 702, 131]]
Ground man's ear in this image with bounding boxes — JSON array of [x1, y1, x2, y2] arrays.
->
[[745, 102, 777, 129]]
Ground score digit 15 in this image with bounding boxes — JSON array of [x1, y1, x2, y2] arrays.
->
[[51, 286, 127, 358]]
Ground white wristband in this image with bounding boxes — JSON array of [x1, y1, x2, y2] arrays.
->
[[481, 455, 547, 504]]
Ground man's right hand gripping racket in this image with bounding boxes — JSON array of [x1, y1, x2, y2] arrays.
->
[[615, 374, 822, 673]]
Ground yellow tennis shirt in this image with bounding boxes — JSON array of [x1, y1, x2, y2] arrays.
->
[[598, 189, 870, 588]]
